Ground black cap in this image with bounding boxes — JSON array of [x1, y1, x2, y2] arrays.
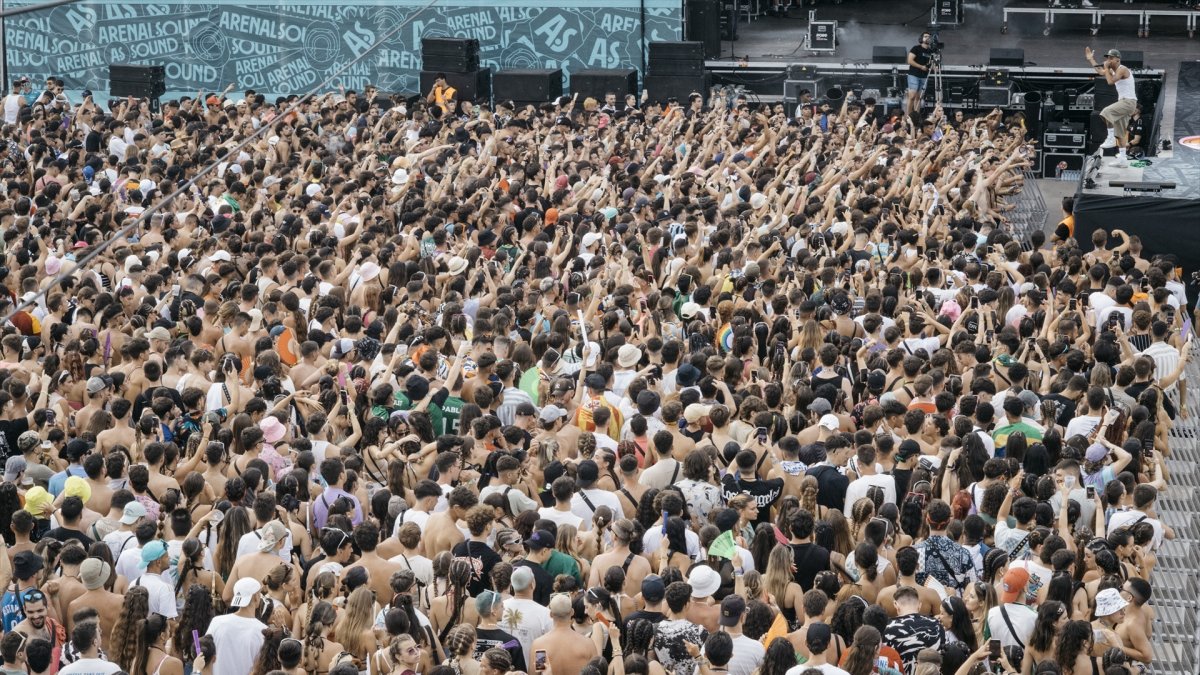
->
[[525, 529, 554, 551], [13, 551, 43, 580], [719, 594, 747, 626], [641, 575, 666, 603], [807, 622, 832, 651]]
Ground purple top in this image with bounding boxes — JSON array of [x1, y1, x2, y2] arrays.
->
[[311, 487, 363, 531]]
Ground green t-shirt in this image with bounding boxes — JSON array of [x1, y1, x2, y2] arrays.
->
[[441, 395, 465, 435], [545, 549, 582, 585]]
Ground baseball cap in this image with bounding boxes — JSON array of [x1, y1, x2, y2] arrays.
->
[[641, 575, 666, 603], [86, 376, 108, 394], [16, 431, 40, 453], [121, 501, 148, 524], [525, 530, 554, 551], [146, 326, 171, 341], [4, 456, 29, 484], [1095, 588, 1129, 617], [689, 565, 721, 599], [719, 594, 747, 627], [1105, 49, 1122, 58], [13, 551, 43, 580], [257, 521, 289, 553], [807, 398, 832, 415], [230, 577, 262, 608], [806, 622, 833, 651], [684, 404, 712, 424], [1086, 442, 1108, 463], [1001, 567, 1030, 603], [139, 540, 168, 569], [538, 405, 568, 424], [80, 558, 111, 590], [818, 414, 840, 431], [510, 566, 535, 592]]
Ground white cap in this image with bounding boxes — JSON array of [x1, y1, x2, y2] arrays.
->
[[581, 232, 603, 249], [229, 577, 261, 608], [819, 414, 840, 431]]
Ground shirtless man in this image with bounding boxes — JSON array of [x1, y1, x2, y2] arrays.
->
[[80, 455, 113, 516], [531, 594, 597, 675], [787, 590, 847, 661], [67, 559, 123, 641], [74, 376, 112, 436], [224, 521, 294, 605], [95, 399, 136, 456], [875, 547, 941, 617], [143, 442, 181, 498], [340, 521, 403, 602], [423, 485, 477, 557], [11, 589, 65, 650], [1117, 578, 1154, 666], [588, 518, 651, 598], [44, 544, 88, 625]]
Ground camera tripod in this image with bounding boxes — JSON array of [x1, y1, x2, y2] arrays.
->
[[927, 52, 944, 108]]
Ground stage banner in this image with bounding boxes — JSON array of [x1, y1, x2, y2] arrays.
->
[[4, 0, 682, 98]]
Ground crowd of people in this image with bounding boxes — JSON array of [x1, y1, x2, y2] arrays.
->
[[0, 71, 1189, 675]]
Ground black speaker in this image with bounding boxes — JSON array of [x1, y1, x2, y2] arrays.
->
[[570, 69, 639, 100], [989, 48, 1025, 67], [643, 73, 712, 105], [421, 38, 480, 73], [1119, 50, 1144, 69], [419, 69, 491, 104], [109, 63, 166, 99], [649, 41, 705, 76], [685, 0, 721, 59], [873, 46, 909, 65], [493, 69, 563, 106]]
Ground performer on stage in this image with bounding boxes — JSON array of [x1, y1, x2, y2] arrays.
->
[[1086, 47, 1137, 168], [905, 31, 934, 117]]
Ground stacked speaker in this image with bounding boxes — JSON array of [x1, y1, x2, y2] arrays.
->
[[684, 0, 721, 59], [493, 69, 564, 108], [420, 38, 491, 104], [109, 64, 166, 100], [645, 42, 710, 105], [570, 70, 639, 102]]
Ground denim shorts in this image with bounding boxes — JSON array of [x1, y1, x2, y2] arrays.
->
[[907, 74, 927, 92]]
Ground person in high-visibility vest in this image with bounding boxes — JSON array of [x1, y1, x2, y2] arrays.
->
[[427, 73, 457, 115]]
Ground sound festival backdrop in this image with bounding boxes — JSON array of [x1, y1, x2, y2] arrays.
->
[[4, 0, 682, 98]]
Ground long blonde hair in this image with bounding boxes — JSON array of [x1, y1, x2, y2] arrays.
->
[[334, 586, 376, 658], [763, 544, 794, 605]]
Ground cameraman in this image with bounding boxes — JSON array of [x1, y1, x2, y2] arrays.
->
[[906, 31, 935, 117]]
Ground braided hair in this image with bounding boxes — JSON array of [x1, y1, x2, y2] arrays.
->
[[303, 601, 337, 674], [438, 559, 475, 642], [443, 623, 477, 675], [111, 587, 151, 671]]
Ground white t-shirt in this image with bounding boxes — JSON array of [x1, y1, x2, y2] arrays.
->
[[843, 474, 898, 514], [501, 597, 552, 671], [236, 528, 293, 561], [537, 507, 584, 530], [389, 552, 434, 587], [206, 613, 267, 675], [134, 571, 179, 619], [116, 546, 143, 584], [1108, 508, 1166, 550], [104, 530, 138, 561], [59, 658, 123, 674], [986, 603, 1036, 649], [570, 489, 625, 530], [1064, 414, 1102, 441], [721, 634, 766, 675]]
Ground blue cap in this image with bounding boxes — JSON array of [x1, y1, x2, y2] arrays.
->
[[82, 165, 94, 183], [139, 540, 168, 569]]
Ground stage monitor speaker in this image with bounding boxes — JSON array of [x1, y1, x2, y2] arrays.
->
[[649, 41, 705, 76], [644, 73, 711, 105], [873, 46, 908, 64], [493, 69, 563, 106], [1041, 151, 1085, 179], [989, 48, 1024, 67], [570, 69, 639, 100], [979, 83, 1012, 107], [419, 69, 491, 104], [421, 38, 480, 72], [783, 78, 824, 104], [1121, 50, 1144, 69], [109, 63, 166, 99], [685, 0, 721, 59]]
